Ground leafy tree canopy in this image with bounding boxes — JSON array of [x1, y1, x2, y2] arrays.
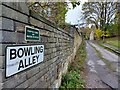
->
[[27, 1, 80, 29]]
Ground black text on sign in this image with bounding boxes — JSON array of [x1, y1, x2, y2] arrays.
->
[[5, 45, 44, 77]]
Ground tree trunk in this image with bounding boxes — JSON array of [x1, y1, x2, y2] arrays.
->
[[118, 2, 120, 38]]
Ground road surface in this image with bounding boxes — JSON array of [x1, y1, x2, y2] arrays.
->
[[85, 41, 119, 89]]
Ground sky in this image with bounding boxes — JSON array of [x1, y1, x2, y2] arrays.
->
[[65, 0, 88, 25]]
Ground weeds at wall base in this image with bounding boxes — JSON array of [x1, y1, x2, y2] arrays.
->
[[59, 41, 86, 89]]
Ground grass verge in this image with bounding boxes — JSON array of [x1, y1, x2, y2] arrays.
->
[[96, 37, 120, 55], [59, 40, 86, 89], [104, 37, 120, 48], [98, 43, 120, 56]]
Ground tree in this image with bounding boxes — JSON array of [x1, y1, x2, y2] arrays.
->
[[82, 1, 118, 41], [27, 1, 80, 29], [28, 2, 67, 27], [117, 1, 120, 36], [82, 2, 117, 30], [82, 2, 101, 29]]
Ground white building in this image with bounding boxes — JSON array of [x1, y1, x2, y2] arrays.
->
[[90, 31, 94, 40]]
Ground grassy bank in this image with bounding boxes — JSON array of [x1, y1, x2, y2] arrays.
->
[[105, 37, 120, 48], [60, 41, 86, 89], [96, 36, 120, 56], [101, 37, 120, 48]]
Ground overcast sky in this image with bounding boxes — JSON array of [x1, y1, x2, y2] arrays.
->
[[65, 0, 88, 25]]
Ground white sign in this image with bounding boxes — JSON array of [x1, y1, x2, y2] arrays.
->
[[5, 45, 44, 77]]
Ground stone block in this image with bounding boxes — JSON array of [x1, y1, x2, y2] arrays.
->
[[16, 32, 25, 43], [3, 77, 16, 88], [2, 5, 28, 23], [50, 53, 56, 60], [0, 17, 2, 30], [26, 62, 45, 80], [27, 75, 37, 87], [14, 72, 27, 86], [28, 79, 39, 88], [0, 56, 4, 69], [15, 22, 26, 32], [3, 2, 29, 15], [30, 17, 44, 28], [1, 31, 17, 43], [40, 29, 49, 36], [43, 60, 52, 68], [15, 80, 29, 88], [37, 79, 47, 88], [44, 49, 49, 55], [44, 23, 52, 31], [0, 69, 4, 83], [0, 83, 3, 90], [27, 69, 47, 88], [0, 45, 2, 56], [38, 63, 46, 72], [41, 36, 48, 43], [44, 72, 49, 82], [26, 66, 39, 79], [51, 79, 61, 88], [0, 31, 2, 44], [36, 71, 44, 79], [0, 44, 13, 56], [44, 54, 50, 61], [0, 17, 14, 31], [0, 4, 2, 17]]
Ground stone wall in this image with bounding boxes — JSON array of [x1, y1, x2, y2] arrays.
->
[[0, 2, 82, 89]]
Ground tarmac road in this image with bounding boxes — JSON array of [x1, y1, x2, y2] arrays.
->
[[85, 41, 119, 89]]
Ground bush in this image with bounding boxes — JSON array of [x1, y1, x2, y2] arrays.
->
[[95, 28, 110, 40], [95, 28, 103, 39]]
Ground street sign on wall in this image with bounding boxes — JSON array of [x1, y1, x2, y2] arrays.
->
[[25, 26, 40, 41], [5, 45, 44, 77]]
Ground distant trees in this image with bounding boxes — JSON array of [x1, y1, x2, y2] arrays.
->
[[82, 1, 119, 39], [80, 27, 92, 39], [82, 2, 100, 29], [82, 2, 117, 30]]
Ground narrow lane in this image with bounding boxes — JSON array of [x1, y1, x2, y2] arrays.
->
[[85, 41, 118, 89], [89, 42, 119, 74]]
